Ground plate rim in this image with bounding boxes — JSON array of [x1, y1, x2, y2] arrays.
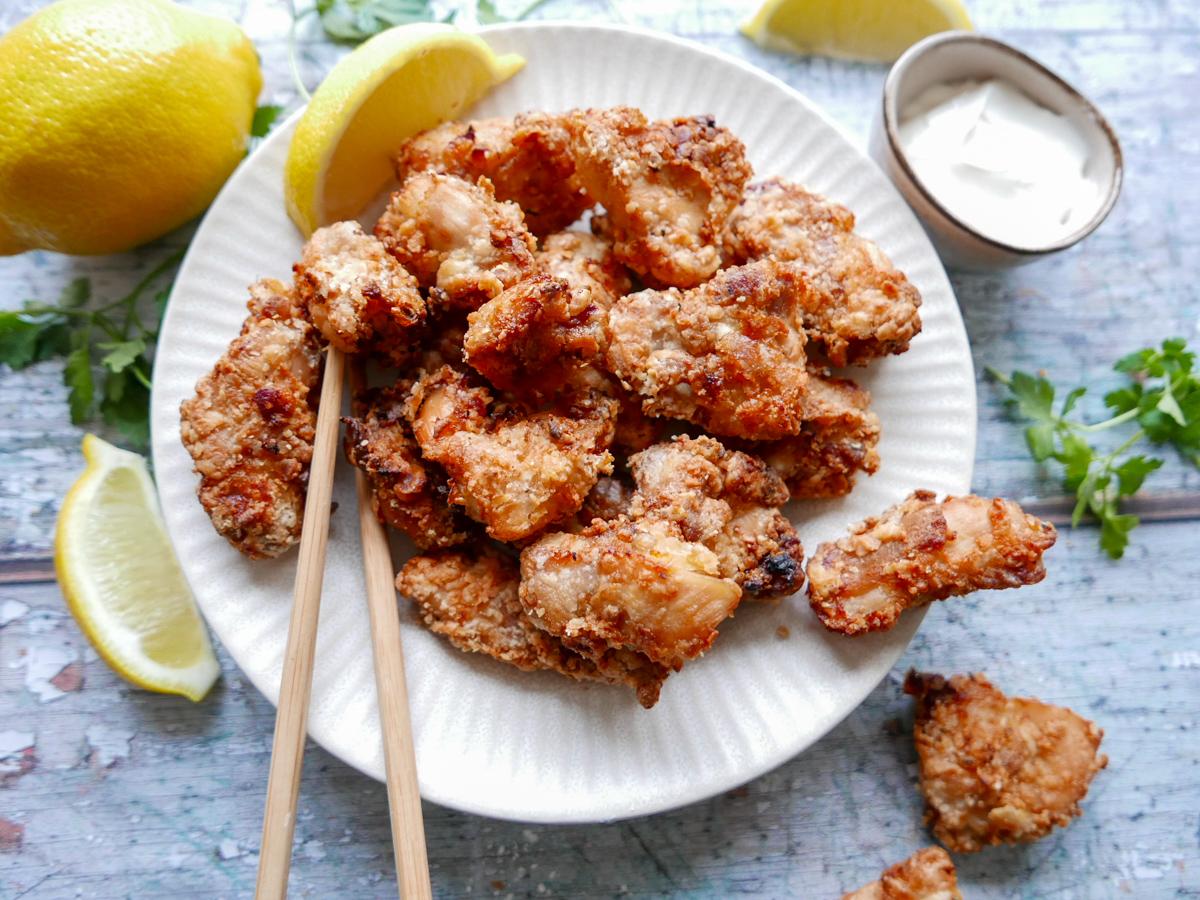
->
[[151, 20, 976, 824]]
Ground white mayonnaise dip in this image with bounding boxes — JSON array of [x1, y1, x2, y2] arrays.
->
[[898, 78, 1101, 248]]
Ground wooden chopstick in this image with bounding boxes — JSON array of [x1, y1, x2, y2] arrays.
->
[[349, 360, 432, 899], [255, 346, 346, 900]]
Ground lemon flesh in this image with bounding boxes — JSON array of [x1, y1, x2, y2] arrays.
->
[[284, 23, 525, 236], [0, 0, 262, 256], [742, 0, 972, 63], [55, 435, 219, 702]]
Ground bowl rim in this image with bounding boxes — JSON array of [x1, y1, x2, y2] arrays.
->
[[881, 30, 1124, 257]]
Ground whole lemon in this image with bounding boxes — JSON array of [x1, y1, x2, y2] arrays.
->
[[0, 0, 262, 256]]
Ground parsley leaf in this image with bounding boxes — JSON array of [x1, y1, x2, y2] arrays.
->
[[1, 250, 182, 452], [315, 0, 435, 42], [251, 104, 285, 138], [991, 338, 1199, 559]]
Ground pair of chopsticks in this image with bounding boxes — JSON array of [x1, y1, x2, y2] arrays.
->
[[254, 348, 432, 899]]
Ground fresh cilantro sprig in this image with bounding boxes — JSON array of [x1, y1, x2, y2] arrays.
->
[[0, 250, 184, 451], [989, 339, 1199, 559]]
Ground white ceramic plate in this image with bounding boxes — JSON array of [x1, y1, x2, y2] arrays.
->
[[151, 23, 975, 823]]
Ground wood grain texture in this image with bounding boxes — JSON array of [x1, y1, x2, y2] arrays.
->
[[1, 0, 1198, 897]]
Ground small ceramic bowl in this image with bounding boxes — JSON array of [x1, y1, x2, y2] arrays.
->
[[868, 31, 1123, 270]]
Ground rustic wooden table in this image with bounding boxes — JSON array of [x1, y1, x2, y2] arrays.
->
[[2, 0, 1197, 897]]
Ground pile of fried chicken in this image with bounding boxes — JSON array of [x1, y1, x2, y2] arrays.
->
[[180, 107, 1106, 875]]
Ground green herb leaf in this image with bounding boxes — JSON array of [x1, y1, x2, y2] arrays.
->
[[100, 370, 151, 450], [1114, 455, 1163, 496], [0, 312, 52, 369], [1024, 422, 1057, 462], [1060, 386, 1086, 417], [1007, 370, 1056, 423], [251, 104, 284, 138], [60, 278, 91, 308], [64, 344, 95, 424], [315, 0, 435, 42], [1056, 432, 1094, 491], [1099, 511, 1138, 559], [98, 338, 146, 374]]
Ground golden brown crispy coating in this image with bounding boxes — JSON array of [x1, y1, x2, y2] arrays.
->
[[179, 279, 320, 559], [520, 516, 742, 670], [613, 387, 668, 454], [397, 547, 667, 708], [906, 671, 1107, 853], [842, 847, 962, 900], [463, 274, 603, 396], [605, 259, 811, 440], [722, 179, 922, 366], [747, 371, 881, 499], [629, 436, 804, 599], [374, 172, 536, 311], [536, 230, 634, 300], [393, 114, 592, 236], [293, 221, 425, 367], [563, 107, 751, 288], [404, 364, 617, 541], [463, 232, 632, 397], [341, 382, 470, 550], [807, 491, 1057, 635]]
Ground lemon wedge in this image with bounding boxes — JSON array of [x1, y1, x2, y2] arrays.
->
[[284, 23, 525, 236], [55, 435, 219, 702], [741, 0, 972, 63]]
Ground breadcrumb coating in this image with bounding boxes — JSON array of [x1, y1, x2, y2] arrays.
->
[[179, 279, 320, 558], [722, 178, 922, 366], [342, 381, 470, 550], [294, 221, 425, 367], [842, 846, 962, 900], [375, 172, 536, 311], [393, 113, 592, 236], [906, 671, 1107, 853], [563, 107, 751, 287], [807, 491, 1056, 635], [605, 259, 812, 440], [397, 547, 667, 708]]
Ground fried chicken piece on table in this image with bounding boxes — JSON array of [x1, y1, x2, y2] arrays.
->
[[629, 436, 804, 599], [464, 231, 631, 397], [722, 178, 922, 366], [842, 847, 962, 900], [520, 516, 742, 671], [606, 259, 812, 440], [563, 107, 751, 288], [293, 221, 425, 368], [807, 490, 1056, 635], [746, 370, 881, 500], [179, 278, 320, 559], [397, 547, 667, 708], [341, 381, 470, 550], [404, 364, 617, 541], [906, 671, 1107, 852], [393, 113, 591, 236], [375, 171, 536, 311]]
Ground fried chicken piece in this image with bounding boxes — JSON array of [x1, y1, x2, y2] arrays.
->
[[341, 382, 469, 550], [842, 847, 962, 900], [520, 516, 742, 669], [397, 548, 667, 708], [404, 365, 617, 541], [374, 172, 536, 311], [613, 387, 667, 453], [747, 371, 881, 499], [293, 221, 425, 367], [393, 114, 592, 236], [579, 475, 636, 524], [807, 491, 1057, 635], [722, 178, 922, 366], [630, 436, 804, 599], [463, 232, 632, 397], [563, 107, 752, 287], [605, 259, 811, 440], [179, 279, 320, 559], [906, 671, 1107, 852]]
